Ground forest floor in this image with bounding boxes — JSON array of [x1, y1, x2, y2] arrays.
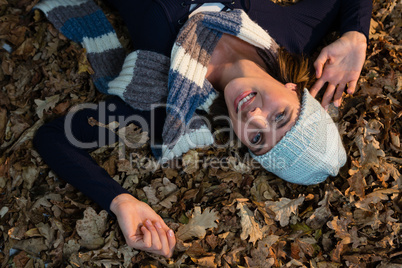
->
[[0, 0, 401, 267]]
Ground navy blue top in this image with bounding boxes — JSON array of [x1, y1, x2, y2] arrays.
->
[[107, 0, 372, 56], [33, 0, 372, 214]]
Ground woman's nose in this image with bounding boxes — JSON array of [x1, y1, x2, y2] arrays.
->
[[247, 106, 260, 118], [247, 108, 267, 128]]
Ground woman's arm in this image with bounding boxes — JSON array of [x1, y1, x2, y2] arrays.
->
[[33, 97, 175, 257], [33, 114, 130, 213], [310, 0, 373, 108], [338, 0, 373, 42]]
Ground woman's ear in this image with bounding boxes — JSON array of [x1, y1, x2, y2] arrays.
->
[[284, 83, 297, 91]]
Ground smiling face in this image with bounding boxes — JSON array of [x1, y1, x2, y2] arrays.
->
[[224, 76, 301, 155]]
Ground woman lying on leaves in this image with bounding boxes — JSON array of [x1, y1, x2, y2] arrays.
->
[[33, 0, 372, 258]]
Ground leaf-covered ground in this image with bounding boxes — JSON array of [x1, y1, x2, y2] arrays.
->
[[0, 0, 401, 267]]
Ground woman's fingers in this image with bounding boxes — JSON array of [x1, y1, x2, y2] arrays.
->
[[140, 225, 152, 248], [321, 83, 337, 109], [145, 220, 162, 251], [347, 80, 358, 95], [158, 220, 176, 257], [167, 229, 176, 254], [314, 49, 329, 79], [133, 219, 176, 258], [310, 78, 326, 98], [333, 83, 346, 107], [154, 221, 171, 257]]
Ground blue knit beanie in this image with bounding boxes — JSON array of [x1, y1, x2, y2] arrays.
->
[[250, 89, 347, 185]]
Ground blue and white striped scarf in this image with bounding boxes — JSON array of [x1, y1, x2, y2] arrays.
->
[[35, 0, 278, 162]]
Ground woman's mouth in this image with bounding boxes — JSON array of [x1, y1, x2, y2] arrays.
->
[[235, 92, 256, 113]]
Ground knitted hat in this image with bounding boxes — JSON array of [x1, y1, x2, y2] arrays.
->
[[250, 89, 347, 185]]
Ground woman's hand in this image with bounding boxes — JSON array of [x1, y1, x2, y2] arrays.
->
[[110, 193, 176, 258], [310, 31, 367, 108]]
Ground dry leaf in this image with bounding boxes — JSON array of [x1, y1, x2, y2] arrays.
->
[[159, 194, 178, 209], [0, 206, 9, 218], [326, 216, 364, 246], [182, 150, 199, 174], [251, 175, 278, 202], [117, 245, 138, 267], [291, 237, 317, 262], [63, 239, 80, 257], [245, 235, 279, 267], [236, 202, 263, 245], [117, 123, 149, 148], [354, 208, 382, 230], [143, 184, 159, 205], [306, 190, 332, 229], [191, 256, 217, 267], [228, 156, 251, 174], [76, 207, 108, 250], [0, 107, 7, 141], [13, 238, 48, 256], [143, 177, 178, 207], [355, 188, 399, 211], [14, 38, 36, 58], [78, 48, 94, 74], [5, 119, 43, 155], [31, 193, 62, 210], [22, 227, 39, 239], [176, 207, 218, 241], [346, 170, 367, 198], [34, 95, 60, 119], [22, 165, 39, 190], [265, 195, 305, 227], [11, 251, 30, 268]]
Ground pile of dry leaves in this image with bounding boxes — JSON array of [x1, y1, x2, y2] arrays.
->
[[0, 0, 401, 267]]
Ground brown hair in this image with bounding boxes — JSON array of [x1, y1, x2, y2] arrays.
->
[[277, 48, 312, 96]]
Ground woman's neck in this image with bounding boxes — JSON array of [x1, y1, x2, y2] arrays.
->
[[207, 33, 268, 91]]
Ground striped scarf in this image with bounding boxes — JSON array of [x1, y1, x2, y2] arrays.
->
[[35, 0, 279, 162]]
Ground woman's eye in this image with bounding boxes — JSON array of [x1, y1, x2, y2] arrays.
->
[[275, 111, 285, 123], [251, 132, 262, 144]]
